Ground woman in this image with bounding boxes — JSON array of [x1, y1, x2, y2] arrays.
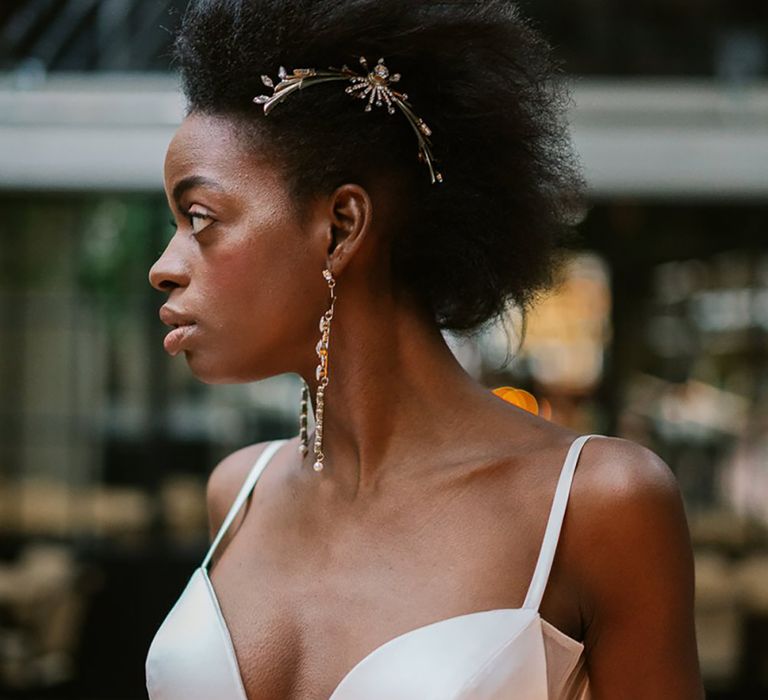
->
[[145, 0, 703, 698]]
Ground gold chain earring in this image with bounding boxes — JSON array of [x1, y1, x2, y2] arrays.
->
[[309, 268, 336, 472]]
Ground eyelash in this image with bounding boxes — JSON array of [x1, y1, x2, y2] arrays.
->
[[168, 211, 211, 235]]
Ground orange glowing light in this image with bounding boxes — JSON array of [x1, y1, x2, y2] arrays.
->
[[492, 386, 540, 415]]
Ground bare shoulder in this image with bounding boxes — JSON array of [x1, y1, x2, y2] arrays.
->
[[568, 435, 689, 572], [205, 440, 286, 539], [573, 434, 682, 509], [564, 435, 702, 694]]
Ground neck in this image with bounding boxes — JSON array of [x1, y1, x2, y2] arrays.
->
[[299, 287, 494, 494]]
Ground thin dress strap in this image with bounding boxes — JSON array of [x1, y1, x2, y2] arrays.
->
[[522, 433, 601, 611], [202, 438, 288, 570]]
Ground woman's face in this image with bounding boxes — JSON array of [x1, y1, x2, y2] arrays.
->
[[150, 112, 325, 383]]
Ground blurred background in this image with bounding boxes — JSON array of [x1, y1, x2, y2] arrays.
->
[[1, 1, 767, 698]]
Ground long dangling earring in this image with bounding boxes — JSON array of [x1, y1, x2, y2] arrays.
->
[[303, 267, 336, 472], [298, 379, 309, 458]]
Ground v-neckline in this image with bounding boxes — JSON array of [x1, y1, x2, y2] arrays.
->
[[199, 567, 584, 700], [194, 434, 596, 699]]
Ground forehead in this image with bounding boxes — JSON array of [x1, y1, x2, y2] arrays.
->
[[163, 112, 280, 194]]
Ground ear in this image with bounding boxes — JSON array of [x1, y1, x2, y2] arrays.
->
[[325, 183, 373, 275]]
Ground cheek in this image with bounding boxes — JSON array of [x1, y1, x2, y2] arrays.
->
[[202, 228, 314, 342], [189, 253, 289, 382], [204, 248, 275, 332], [208, 221, 281, 294]]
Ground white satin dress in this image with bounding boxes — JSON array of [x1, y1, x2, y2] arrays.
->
[[146, 434, 598, 699]]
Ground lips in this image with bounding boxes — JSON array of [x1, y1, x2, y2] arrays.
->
[[159, 306, 198, 356]]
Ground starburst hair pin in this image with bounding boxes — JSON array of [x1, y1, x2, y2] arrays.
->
[[253, 56, 443, 184]]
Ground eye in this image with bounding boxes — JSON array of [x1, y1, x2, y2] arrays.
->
[[186, 207, 213, 235]]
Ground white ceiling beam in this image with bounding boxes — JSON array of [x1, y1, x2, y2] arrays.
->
[[1, 74, 767, 199]]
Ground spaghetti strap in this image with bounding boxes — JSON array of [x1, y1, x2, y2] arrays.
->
[[202, 438, 288, 570], [522, 433, 601, 611]]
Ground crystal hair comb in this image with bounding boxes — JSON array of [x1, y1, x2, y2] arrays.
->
[[253, 56, 443, 184]]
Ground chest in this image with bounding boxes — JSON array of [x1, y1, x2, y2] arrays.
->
[[207, 493, 576, 700], [211, 568, 551, 700], [146, 566, 561, 700]]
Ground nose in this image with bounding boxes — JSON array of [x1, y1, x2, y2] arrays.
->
[[149, 234, 190, 292]]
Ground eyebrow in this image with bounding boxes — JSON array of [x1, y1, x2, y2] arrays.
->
[[171, 175, 225, 208]]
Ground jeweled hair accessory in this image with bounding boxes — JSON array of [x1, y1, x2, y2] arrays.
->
[[253, 56, 443, 184]]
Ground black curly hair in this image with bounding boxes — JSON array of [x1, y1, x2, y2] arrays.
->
[[171, 0, 585, 337]]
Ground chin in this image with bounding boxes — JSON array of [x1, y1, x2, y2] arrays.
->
[[184, 352, 269, 385], [184, 353, 238, 384]]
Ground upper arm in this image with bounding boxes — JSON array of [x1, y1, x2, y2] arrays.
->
[[574, 437, 704, 699], [205, 441, 273, 549]]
